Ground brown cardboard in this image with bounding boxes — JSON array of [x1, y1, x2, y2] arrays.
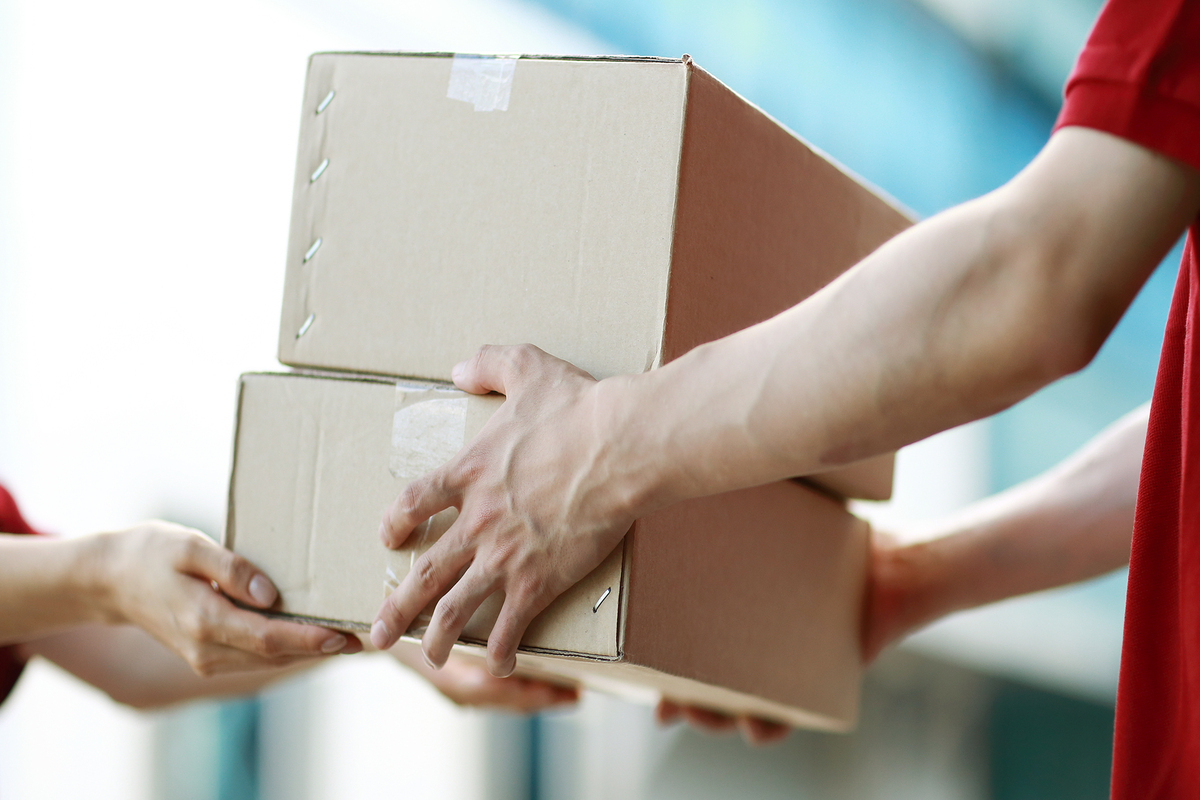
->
[[226, 371, 868, 730], [275, 52, 909, 501]]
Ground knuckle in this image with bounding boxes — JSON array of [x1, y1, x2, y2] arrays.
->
[[470, 345, 493, 373], [253, 629, 280, 658], [508, 343, 536, 370], [190, 651, 217, 678], [180, 534, 205, 565], [470, 501, 502, 532], [397, 482, 424, 517], [513, 572, 547, 607], [489, 638, 515, 669], [434, 597, 465, 632], [221, 551, 251, 585], [182, 610, 210, 642], [413, 556, 441, 595]]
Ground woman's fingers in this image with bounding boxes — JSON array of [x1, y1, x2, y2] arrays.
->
[[172, 528, 279, 609], [187, 587, 354, 661]]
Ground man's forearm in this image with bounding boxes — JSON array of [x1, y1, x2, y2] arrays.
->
[[863, 402, 1146, 659], [614, 129, 1198, 514]]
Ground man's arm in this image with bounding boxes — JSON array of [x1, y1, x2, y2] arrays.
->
[[659, 401, 1147, 743], [863, 400, 1147, 661], [372, 127, 1200, 675]]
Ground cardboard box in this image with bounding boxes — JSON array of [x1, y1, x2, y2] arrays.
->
[[275, 52, 912, 501], [226, 371, 869, 730]]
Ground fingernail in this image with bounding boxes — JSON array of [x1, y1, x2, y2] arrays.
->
[[423, 650, 439, 670], [378, 521, 389, 545], [248, 575, 276, 606], [370, 620, 390, 649], [451, 361, 465, 383], [321, 634, 347, 654]]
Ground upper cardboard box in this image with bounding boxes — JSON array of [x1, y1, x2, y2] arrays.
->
[[277, 52, 912, 499]]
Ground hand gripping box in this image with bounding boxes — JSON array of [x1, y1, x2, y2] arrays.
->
[[226, 371, 870, 730], [276, 52, 913, 501]]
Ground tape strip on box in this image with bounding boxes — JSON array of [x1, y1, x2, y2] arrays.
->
[[386, 384, 471, 632], [447, 54, 517, 111]]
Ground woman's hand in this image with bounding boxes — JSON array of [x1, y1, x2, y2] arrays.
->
[[98, 521, 360, 676], [389, 642, 578, 712], [372, 344, 650, 677]]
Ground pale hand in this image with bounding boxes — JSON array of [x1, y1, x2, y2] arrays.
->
[[372, 344, 642, 677], [390, 643, 578, 712], [100, 522, 360, 676]]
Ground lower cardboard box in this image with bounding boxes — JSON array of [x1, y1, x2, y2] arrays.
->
[[225, 371, 869, 730]]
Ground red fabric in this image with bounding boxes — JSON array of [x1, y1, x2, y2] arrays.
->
[[1052, 1, 1200, 797], [0, 485, 43, 705]]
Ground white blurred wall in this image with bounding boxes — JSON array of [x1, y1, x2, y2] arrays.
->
[[0, 1, 608, 797]]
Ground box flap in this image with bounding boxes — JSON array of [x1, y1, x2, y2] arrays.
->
[[448, 643, 854, 731]]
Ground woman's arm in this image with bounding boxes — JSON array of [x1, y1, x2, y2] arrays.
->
[[15, 625, 317, 709], [17, 624, 577, 712], [0, 521, 357, 675], [371, 127, 1200, 676]]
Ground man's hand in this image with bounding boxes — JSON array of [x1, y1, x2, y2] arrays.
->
[[389, 642, 579, 712], [371, 344, 644, 676], [655, 699, 791, 745]]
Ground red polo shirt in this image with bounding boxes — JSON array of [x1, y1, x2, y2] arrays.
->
[[0, 485, 42, 704], [1053, 1, 1200, 796]]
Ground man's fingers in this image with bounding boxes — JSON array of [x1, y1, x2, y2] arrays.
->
[[380, 470, 459, 549], [432, 659, 579, 711], [681, 706, 739, 733], [451, 344, 516, 395], [738, 716, 791, 745], [421, 565, 499, 669], [485, 589, 552, 678], [656, 699, 684, 725], [186, 644, 321, 677], [372, 534, 473, 650], [176, 532, 278, 609]]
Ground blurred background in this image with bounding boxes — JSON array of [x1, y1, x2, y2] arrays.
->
[[0, 0, 1172, 797]]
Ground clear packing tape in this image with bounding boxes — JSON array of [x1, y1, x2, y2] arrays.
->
[[446, 54, 517, 112], [385, 385, 471, 635]]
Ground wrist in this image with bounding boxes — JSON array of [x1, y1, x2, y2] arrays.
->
[[594, 371, 683, 519], [72, 533, 125, 625], [864, 533, 959, 660]]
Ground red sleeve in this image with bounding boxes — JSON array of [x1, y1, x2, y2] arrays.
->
[[1056, 3, 1200, 799], [1053, 0, 1200, 173], [0, 484, 45, 705], [0, 484, 42, 536]]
